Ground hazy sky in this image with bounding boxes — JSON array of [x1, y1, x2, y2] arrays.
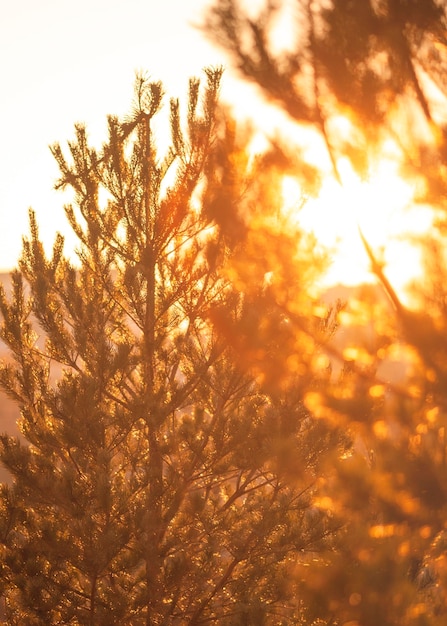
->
[[0, 0, 238, 271], [0, 0, 430, 295]]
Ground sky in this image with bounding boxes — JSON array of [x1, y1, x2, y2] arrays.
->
[[0, 0, 434, 297], [0, 0, 242, 272]]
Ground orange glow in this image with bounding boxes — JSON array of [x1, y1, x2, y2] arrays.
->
[[369, 524, 396, 538], [281, 143, 435, 302]]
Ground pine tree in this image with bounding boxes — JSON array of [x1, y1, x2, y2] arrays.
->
[[205, 1, 447, 624], [0, 70, 342, 624]]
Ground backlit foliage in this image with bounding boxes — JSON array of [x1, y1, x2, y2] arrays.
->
[[205, 1, 447, 624], [0, 71, 343, 624], [2, 1, 447, 623]]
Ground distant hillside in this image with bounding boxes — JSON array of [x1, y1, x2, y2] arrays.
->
[[0, 272, 22, 482], [0, 273, 407, 484]]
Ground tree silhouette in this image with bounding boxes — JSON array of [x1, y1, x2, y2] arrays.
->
[[0, 70, 343, 624]]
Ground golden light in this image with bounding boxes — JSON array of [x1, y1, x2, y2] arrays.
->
[[281, 147, 435, 303]]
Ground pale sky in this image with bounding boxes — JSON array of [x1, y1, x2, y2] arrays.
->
[[0, 0, 432, 297], [0, 0, 240, 271]]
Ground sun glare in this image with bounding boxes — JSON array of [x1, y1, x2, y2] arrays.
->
[[281, 151, 434, 303], [241, 96, 434, 303]]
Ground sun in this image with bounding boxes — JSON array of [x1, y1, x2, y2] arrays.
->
[[241, 100, 434, 305], [281, 150, 434, 304]]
